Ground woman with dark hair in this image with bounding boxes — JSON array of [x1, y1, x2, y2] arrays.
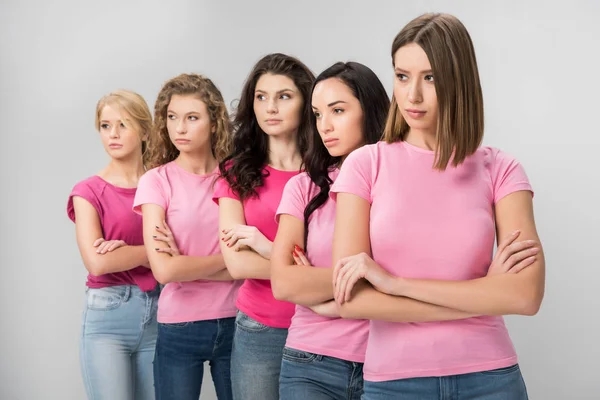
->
[[213, 53, 315, 400], [330, 13, 543, 399], [270, 62, 389, 399]]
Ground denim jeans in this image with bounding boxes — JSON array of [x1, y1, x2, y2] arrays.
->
[[279, 347, 364, 400], [230, 311, 288, 400], [362, 364, 529, 400], [80, 284, 159, 400], [153, 317, 235, 400]]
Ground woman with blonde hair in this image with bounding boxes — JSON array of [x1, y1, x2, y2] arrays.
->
[[330, 13, 544, 399], [67, 89, 159, 399], [134, 73, 240, 400]]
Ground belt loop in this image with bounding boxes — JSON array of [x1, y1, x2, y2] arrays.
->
[[123, 285, 131, 302]]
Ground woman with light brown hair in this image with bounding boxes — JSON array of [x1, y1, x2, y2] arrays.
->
[[133, 73, 240, 400], [67, 89, 159, 399], [328, 13, 544, 399]]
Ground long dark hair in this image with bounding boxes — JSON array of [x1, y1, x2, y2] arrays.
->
[[303, 62, 390, 249], [219, 53, 315, 200]]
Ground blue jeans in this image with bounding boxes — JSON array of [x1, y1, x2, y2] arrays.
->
[[80, 284, 159, 400], [153, 317, 235, 400], [362, 364, 529, 400], [230, 311, 288, 400], [279, 347, 364, 400]]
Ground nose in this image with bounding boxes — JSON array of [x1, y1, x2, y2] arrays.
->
[[320, 113, 333, 134], [109, 125, 120, 139], [408, 80, 423, 104], [176, 118, 186, 134], [267, 98, 278, 114]]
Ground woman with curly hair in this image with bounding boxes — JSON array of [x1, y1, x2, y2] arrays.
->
[[212, 53, 315, 400], [67, 89, 159, 399], [133, 73, 240, 400]]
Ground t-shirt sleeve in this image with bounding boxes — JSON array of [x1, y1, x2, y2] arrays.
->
[[212, 176, 240, 205], [492, 149, 533, 204], [330, 146, 374, 203], [67, 179, 103, 223], [133, 170, 168, 214], [275, 175, 306, 223]]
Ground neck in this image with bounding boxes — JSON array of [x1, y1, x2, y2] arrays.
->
[[175, 148, 217, 175], [101, 157, 145, 188], [267, 133, 302, 171], [404, 128, 437, 151]]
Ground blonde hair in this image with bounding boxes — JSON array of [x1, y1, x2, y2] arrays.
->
[[95, 90, 152, 166], [146, 73, 232, 170], [383, 13, 484, 170]]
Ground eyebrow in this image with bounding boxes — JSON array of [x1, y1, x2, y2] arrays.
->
[[311, 100, 348, 110], [394, 67, 433, 74], [255, 88, 296, 94], [166, 109, 200, 115]]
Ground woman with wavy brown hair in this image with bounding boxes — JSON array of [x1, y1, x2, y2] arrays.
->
[[133, 73, 240, 400], [213, 53, 315, 400]]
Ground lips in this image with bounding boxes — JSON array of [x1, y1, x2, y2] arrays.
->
[[108, 144, 122, 149], [265, 119, 282, 125], [323, 138, 339, 147], [175, 139, 190, 144], [406, 109, 426, 119]]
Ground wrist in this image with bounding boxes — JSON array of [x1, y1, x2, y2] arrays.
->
[[390, 276, 407, 296]]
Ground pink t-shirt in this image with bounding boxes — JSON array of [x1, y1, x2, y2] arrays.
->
[[67, 176, 157, 292], [133, 161, 241, 323], [331, 141, 533, 382], [213, 165, 299, 328], [276, 168, 369, 362]]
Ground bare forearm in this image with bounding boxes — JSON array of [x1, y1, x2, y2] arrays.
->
[[340, 284, 475, 322], [153, 255, 226, 284], [87, 245, 148, 276], [223, 250, 271, 279], [397, 271, 544, 316], [273, 266, 334, 306], [204, 268, 236, 281]]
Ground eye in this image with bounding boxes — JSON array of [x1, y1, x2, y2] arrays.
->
[[280, 93, 291, 100], [256, 94, 266, 101], [313, 111, 322, 118], [396, 73, 408, 81], [167, 114, 176, 120], [100, 123, 110, 129], [188, 115, 198, 121], [333, 108, 344, 114], [120, 122, 126, 128], [424, 75, 434, 82]]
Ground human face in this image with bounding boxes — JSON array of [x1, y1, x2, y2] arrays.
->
[[393, 43, 438, 137], [166, 94, 215, 154], [253, 73, 303, 137], [311, 78, 365, 158], [98, 104, 143, 161]]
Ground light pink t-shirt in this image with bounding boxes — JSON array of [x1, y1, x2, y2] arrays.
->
[[133, 161, 241, 324], [67, 176, 157, 292], [276, 168, 369, 362], [213, 165, 299, 328], [331, 141, 533, 382]]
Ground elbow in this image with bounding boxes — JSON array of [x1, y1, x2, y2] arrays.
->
[[226, 264, 243, 280], [151, 263, 175, 285], [517, 289, 544, 316], [85, 258, 107, 277], [271, 279, 291, 302]]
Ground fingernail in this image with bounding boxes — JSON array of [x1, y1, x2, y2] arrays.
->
[[155, 226, 159, 229], [221, 238, 225, 241], [292, 251, 298, 257], [294, 245, 302, 253], [227, 243, 231, 247], [512, 230, 520, 235], [152, 235, 157, 238], [155, 248, 159, 251]]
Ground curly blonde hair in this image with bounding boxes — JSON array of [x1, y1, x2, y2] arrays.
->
[[146, 74, 232, 169], [95, 89, 152, 166]]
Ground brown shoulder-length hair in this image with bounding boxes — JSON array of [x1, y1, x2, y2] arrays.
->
[[95, 89, 152, 166], [146, 73, 232, 170], [383, 13, 484, 170]]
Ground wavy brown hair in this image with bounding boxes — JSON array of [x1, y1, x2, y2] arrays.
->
[[95, 89, 152, 166], [219, 53, 315, 200], [384, 13, 484, 170], [146, 73, 232, 169]]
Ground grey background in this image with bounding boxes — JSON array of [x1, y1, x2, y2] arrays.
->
[[1, 0, 598, 399]]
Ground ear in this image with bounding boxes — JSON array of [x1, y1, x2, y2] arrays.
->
[[211, 122, 217, 134]]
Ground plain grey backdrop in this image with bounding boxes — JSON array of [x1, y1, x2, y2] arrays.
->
[[1, 0, 598, 399]]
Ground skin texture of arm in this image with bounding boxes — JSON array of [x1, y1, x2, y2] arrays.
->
[[218, 197, 271, 280], [72, 196, 148, 276], [141, 203, 226, 284], [271, 214, 335, 306]]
